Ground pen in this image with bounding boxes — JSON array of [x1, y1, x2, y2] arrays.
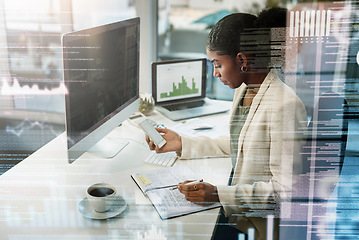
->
[[170, 179, 203, 190]]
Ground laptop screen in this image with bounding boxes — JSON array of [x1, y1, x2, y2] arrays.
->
[[152, 58, 207, 104]]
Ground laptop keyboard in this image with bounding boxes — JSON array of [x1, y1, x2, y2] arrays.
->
[[163, 100, 205, 111]]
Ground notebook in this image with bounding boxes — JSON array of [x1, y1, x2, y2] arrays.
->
[[131, 165, 221, 219], [152, 58, 229, 121]]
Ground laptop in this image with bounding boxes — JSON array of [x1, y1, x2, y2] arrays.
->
[[152, 58, 229, 121]]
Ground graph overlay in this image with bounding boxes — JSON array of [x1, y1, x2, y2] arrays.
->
[[156, 61, 202, 102]]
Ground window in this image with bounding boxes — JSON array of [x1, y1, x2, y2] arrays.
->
[[0, 0, 137, 174], [156, 0, 266, 100]]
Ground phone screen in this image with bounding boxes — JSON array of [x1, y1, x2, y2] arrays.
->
[[139, 119, 166, 147]]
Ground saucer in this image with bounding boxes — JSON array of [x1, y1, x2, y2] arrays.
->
[[78, 195, 127, 220]]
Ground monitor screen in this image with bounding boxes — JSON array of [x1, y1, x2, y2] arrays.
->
[[152, 58, 207, 104], [62, 17, 140, 163]]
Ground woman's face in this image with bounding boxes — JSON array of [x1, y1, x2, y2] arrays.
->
[[207, 50, 244, 89]]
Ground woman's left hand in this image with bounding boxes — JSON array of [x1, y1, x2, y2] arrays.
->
[[178, 181, 220, 205]]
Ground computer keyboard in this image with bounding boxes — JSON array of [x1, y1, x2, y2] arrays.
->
[[144, 151, 178, 167], [163, 100, 205, 111]]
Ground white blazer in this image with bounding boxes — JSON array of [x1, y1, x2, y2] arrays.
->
[[180, 70, 307, 240]]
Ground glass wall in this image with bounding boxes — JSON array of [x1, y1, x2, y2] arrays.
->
[[3, 0, 65, 113], [71, 0, 136, 31], [157, 0, 271, 100], [157, 1, 359, 239], [0, 0, 68, 174], [0, 0, 137, 174], [0, 1, 358, 239]]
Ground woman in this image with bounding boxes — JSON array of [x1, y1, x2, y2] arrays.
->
[[146, 12, 307, 240]]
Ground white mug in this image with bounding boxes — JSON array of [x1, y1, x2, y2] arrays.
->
[[86, 183, 116, 213]]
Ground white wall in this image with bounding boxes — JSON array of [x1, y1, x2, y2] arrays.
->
[[135, 0, 157, 94]]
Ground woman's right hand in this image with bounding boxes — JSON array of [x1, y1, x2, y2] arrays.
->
[[145, 128, 182, 154]]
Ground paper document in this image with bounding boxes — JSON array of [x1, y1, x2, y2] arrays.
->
[[131, 165, 221, 219], [132, 165, 197, 193]]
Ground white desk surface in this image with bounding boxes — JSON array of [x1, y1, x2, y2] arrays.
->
[[0, 102, 232, 240]]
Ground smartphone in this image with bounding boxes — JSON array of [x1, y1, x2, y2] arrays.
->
[[137, 118, 166, 148]]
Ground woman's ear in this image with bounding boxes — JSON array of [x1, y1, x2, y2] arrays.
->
[[236, 53, 248, 68]]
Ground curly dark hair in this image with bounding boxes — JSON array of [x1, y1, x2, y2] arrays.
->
[[254, 7, 288, 70], [206, 13, 257, 57], [254, 7, 287, 28]]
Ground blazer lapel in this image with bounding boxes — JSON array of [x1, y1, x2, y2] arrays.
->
[[232, 70, 276, 179]]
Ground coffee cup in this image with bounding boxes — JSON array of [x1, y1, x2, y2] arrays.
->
[[86, 183, 116, 213]]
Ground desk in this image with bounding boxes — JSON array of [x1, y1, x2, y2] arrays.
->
[[0, 103, 232, 240]]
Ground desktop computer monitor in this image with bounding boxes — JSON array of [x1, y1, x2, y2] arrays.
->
[[62, 17, 140, 164]]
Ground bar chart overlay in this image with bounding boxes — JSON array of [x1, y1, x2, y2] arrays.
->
[[160, 76, 199, 99], [156, 60, 203, 102]]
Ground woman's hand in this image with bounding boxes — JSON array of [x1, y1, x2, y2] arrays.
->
[[178, 181, 220, 205], [145, 128, 182, 153]]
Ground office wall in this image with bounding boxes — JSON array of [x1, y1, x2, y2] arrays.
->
[[135, 0, 157, 94]]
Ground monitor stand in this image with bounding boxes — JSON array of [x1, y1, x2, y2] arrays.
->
[[87, 137, 129, 158]]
